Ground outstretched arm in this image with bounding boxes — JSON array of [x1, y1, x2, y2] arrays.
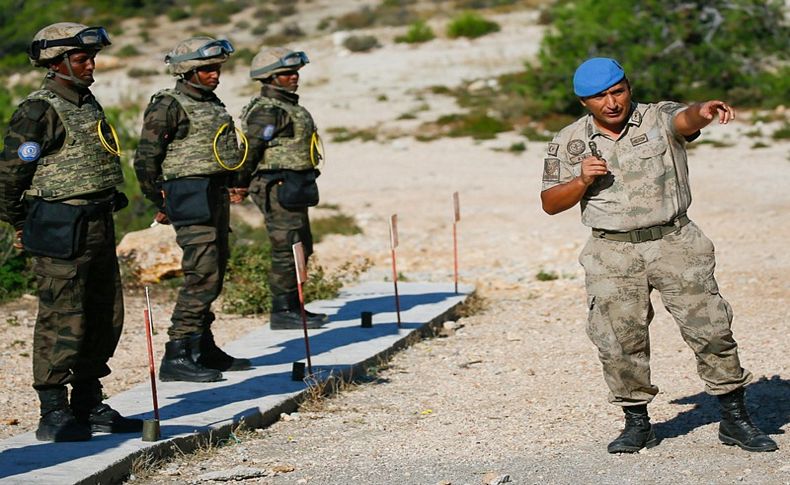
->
[[541, 156, 607, 215], [674, 100, 735, 137]]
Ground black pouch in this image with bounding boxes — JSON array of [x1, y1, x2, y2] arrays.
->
[[22, 199, 87, 259], [276, 169, 320, 209], [162, 177, 212, 227]]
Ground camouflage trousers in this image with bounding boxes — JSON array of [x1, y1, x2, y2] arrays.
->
[[249, 174, 313, 299], [32, 211, 124, 390], [169, 186, 230, 339], [579, 221, 752, 406]]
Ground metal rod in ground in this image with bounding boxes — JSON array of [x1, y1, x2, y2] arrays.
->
[[389, 214, 402, 328], [297, 281, 313, 376], [292, 242, 313, 376], [144, 287, 160, 421], [453, 222, 459, 294], [452, 191, 461, 294], [391, 248, 402, 327]]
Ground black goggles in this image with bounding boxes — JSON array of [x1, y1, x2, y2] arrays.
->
[[28, 26, 111, 60], [250, 51, 309, 78], [166, 39, 235, 64]]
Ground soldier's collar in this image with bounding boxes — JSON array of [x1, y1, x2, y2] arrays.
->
[[175, 79, 218, 102], [44, 77, 92, 106], [261, 84, 299, 104]]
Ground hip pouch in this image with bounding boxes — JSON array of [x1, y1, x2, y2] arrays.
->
[[23, 199, 87, 259], [276, 169, 320, 210], [162, 177, 212, 227]]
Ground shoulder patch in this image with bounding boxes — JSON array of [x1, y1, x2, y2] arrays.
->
[[262, 124, 276, 141], [546, 143, 559, 156], [567, 139, 586, 156], [543, 158, 560, 183], [18, 141, 41, 162]]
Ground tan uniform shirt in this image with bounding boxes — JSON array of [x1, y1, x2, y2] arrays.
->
[[542, 102, 695, 231]]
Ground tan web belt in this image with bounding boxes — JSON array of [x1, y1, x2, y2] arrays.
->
[[592, 214, 690, 243]]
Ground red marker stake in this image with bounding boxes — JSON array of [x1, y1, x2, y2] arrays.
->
[[389, 214, 402, 328], [292, 242, 313, 376], [144, 287, 160, 421], [452, 192, 461, 294]]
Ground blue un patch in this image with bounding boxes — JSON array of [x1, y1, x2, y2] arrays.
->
[[262, 124, 275, 141], [18, 141, 41, 162]]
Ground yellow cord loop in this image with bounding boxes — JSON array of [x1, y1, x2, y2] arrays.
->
[[97, 119, 121, 156], [213, 123, 248, 171], [310, 131, 325, 168]]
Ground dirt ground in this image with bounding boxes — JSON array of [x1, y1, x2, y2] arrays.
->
[[0, 3, 788, 484]]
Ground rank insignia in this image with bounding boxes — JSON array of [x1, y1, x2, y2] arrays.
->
[[630, 109, 642, 126], [547, 143, 559, 156]]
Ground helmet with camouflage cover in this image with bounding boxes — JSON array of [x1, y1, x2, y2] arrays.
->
[[28, 22, 111, 67], [165, 36, 234, 75], [250, 47, 309, 80]]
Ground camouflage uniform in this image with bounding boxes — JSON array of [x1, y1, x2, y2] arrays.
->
[[543, 101, 751, 405], [133, 79, 235, 339], [0, 77, 124, 390], [238, 84, 315, 302]]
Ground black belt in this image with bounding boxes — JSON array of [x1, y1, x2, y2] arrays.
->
[[592, 214, 690, 243]]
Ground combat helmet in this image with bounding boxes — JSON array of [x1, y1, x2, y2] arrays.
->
[[28, 22, 111, 67], [250, 47, 309, 80], [165, 36, 234, 76]]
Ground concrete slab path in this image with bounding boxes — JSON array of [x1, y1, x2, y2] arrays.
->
[[0, 282, 472, 485]]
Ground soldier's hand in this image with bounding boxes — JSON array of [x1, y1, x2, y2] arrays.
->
[[154, 211, 170, 225], [13, 230, 23, 250], [580, 156, 608, 186], [698, 100, 735, 124], [228, 187, 248, 204]]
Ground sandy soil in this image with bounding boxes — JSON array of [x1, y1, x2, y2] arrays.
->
[[1, 3, 788, 483]]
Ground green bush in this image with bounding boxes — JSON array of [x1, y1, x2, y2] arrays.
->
[[116, 45, 141, 57], [0, 224, 35, 303], [395, 20, 435, 44], [446, 12, 500, 39], [166, 7, 190, 22], [343, 35, 381, 53], [523, 0, 790, 116]]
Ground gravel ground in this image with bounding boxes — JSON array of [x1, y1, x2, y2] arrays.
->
[[1, 3, 788, 483]]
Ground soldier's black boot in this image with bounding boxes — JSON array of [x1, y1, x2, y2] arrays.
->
[[198, 328, 252, 371], [607, 405, 658, 453], [71, 380, 143, 433], [718, 388, 777, 452], [35, 387, 91, 442], [159, 335, 223, 382], [269, 293, 327, 330]]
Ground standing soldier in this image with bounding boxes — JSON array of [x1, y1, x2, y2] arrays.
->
[[133, 36, 251, 382], [541, 58, 777, 453], [235, 47, 327, 330], [0, 22, 141, 441]]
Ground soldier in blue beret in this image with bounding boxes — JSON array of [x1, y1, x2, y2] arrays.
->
[[540, 57, 777, 453]]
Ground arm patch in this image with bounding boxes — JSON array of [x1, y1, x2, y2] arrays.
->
[[543, 158, 560, 183]]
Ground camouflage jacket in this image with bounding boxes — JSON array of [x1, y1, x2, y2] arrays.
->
[[542, 101, 697, 232], [0, 78, 114, 229], [134, 80, 233, 211], [235, 85, 303, 187]]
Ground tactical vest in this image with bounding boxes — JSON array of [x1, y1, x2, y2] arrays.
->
[[241, 95, 315, 171], [26, 90, 123, 201], [157, 88, 240, 180]]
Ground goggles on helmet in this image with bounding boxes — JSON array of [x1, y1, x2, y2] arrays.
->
[[251, 51, 309, 78], [166, 39, 235, 64], [28, 26, 112, 61]]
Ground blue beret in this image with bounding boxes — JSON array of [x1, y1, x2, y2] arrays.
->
[[573, 58, 625, 97]]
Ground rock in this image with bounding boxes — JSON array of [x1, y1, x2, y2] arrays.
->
[[197, 466, 268, 481], [117, 225, 182, 284], [271, 464, 295, 473], [482, 472, 511, 484]]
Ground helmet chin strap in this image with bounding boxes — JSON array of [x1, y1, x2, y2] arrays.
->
[[50, 53, 91, 88], [182, 71, 214, 92]]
